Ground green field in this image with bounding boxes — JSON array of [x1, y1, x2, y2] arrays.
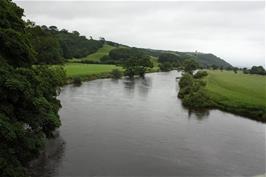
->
[[64, 63, 122, 77], [74, 44, 116, 62], [205, 70, 266, 115]]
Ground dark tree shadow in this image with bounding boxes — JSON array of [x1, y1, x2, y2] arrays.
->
[[187, 109, 210, 121], [28, 131, 66, 177]]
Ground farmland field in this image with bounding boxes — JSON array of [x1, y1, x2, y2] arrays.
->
[[205, 70, 266, 111], [64, 63, 122, 77]]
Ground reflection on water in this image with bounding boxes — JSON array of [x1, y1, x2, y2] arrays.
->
[[187, 109, 210, 121], [29, 131, 65, 177], [36, 71, 265, 177]]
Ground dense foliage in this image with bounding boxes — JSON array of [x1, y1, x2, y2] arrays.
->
[[139, 48, 232, 68], [111, 69, 123, 79], [25, 22, 103, 64], [158, 53, 182, 71], [122, 56, 153, 78], [54, 28, 103, 59], [26, 22, 63, 64], [183, 59, 199, 74], [195, 53, 231, 68], [100, 47, 153, 77], [0, 1, 66, 176], [243, 66, 266, 75], [178, 72, 211, 108], [193, 70, 208, 79], [101, 48, 142, 64]]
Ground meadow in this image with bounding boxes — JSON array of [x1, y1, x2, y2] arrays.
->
[[64, 63, 122, 78], [69, 44, 116, 62], [205, 70, 266, 120]]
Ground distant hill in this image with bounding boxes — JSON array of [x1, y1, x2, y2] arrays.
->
[[180, 52, 232, 68], [140, 48, 232, 68], [27, 23, 232, 68]]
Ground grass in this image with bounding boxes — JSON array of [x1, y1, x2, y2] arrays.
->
[[71, 44, 116, 62], [64, 63, 122, 78], [205, 70, 266, 121]]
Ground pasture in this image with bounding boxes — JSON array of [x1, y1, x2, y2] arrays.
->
[[64, 63, 122, 77], [205, 70, 266, 110], [78, 44, 115, 62]]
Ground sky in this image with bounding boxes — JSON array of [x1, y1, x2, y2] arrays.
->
[[15, 0, 265, 67]]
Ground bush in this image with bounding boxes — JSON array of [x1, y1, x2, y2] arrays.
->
[[159, 62, 172, 71], [194, 70, 208, 79], [178, 73, 211, 108], [111, 69, 122, 79], [179, 73, 194, 89], [183, 89, 212, 108], [250, 66, 266, 75], [73, 77, 82, 85]]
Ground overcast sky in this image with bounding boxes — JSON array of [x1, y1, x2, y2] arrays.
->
[[15, 0, 265, 67]]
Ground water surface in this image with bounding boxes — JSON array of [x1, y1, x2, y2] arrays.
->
[[35, 71, 265, 176]]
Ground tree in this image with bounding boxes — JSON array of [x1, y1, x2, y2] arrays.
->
[[159, 62, 172, 71], [49, 25, 58, 32], [55, 29, 103, 59], [211, 64, 219, 70], [243, 67, 249, 74], [122, 56, 153, 78], [26, 25, 63, 64], [111, 69, 123, 79], [233, 67, 238, 74], [158, 53, 181, 63], [72, 30, 80, 36], [0, 1, 66, 176], [250, 66, 266, 75], [193, 70, 208, 79], [99, 37, 105, 42], [183, 59, 199, 74]]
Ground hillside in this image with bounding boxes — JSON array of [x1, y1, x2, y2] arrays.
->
[[26, 23, 232, 67], [76, 44, 116, 62], [141, 48, 232, 68], [185, 52, 232, 68]]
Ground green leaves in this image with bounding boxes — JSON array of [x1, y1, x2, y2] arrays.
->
[[0, 1, 66, 176], [178, 72, 211, 108], [183, 59, 199, 74], [0, 29, 35, 67], [0, 63, 65, 177]]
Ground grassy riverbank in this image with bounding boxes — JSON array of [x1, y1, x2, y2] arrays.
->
[[205, 70, 266, 122], [63, 62, 159, 83], [64, 63, 122, 82]]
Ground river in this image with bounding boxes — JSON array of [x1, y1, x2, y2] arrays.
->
[[32, 71, 266, 176]]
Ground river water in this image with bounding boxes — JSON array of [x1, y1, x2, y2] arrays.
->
[[33, 71, 265, 176]]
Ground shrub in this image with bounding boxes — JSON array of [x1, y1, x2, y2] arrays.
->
[[178, 72, 211, 108], [73, 77, 82, 85], [183, 89, 211, 108], [194, 71, 208, 79], [159, 62, 172, 71], [111, 69, 122, 79]]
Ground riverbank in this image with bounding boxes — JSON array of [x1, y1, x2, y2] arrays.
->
[[64, 62, 159, 84], [178, 70, 266, 123], [205, 70, 266, 122]]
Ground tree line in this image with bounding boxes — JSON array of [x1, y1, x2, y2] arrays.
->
[[100, 48, 154, 78], [25, 21, 103, 64], [0, 1, 66, 176]]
